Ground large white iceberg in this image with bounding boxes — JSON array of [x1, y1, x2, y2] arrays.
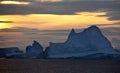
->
[[45, 26, 120, 59]]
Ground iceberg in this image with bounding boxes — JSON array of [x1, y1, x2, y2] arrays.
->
[[26, 40, 44, 59], [45, 26, 120, 59], [0, 47, 25, 58]]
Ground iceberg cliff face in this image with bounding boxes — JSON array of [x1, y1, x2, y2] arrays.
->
[[45, 26, 120, 59], [26, 40, 44, 59]]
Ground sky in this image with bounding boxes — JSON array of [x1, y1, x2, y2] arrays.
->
[[0, 0, 120, 50]]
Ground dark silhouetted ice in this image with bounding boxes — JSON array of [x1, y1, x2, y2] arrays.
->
[[26, 40, 44, 59], [45, 26, 120, 59]]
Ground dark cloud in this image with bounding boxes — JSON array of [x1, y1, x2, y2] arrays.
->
[[98, 10, 120, 21], [107, 10, 120, 20], [0, 1, 120, 20], [114, 22, 120, 24], [0, 27, 40, 35], [1, 26, 119, 37], [93, 23, 120, 27], [101, 27, 120, 36], [0, 27, 69, 35], [41, 32, 68, 36], [0, 27, 68, 49]]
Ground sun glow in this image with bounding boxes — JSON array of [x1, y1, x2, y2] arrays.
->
[[0, 1, 30, 5], [0, 23, 13, 29], [0, 12, 118, 30]]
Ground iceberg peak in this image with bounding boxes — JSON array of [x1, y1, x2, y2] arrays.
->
[[70, 28, 75, 34], [32, 40, 43, 49], [26, 40, 44, 59], [83, 25, 101, 34], [88, 25, 99, 30]]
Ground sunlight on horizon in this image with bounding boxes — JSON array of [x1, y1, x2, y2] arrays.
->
[[0, 23, 13, 29], [0, 12, 119, 30], [0, 1, 30, 5]]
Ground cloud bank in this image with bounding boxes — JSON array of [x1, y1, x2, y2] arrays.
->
[[0, 1, 120, 20]]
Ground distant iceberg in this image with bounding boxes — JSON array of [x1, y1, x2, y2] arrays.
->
[[26, 40, 45, 59], [0, 41, 45, 59], [0, 47, 25, 58], [45, 26, 120, 59]]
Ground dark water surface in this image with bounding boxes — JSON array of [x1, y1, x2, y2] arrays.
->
[[0, 59, 120, 73]]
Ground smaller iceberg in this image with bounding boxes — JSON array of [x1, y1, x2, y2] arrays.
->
[[0, 47, 25, 58], [26, 40, 45, 59]]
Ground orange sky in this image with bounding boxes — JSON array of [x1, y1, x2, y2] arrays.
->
[[0, 0, 120, 50], [0, 12, 119, 30], [0, 0, 120, 30]]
